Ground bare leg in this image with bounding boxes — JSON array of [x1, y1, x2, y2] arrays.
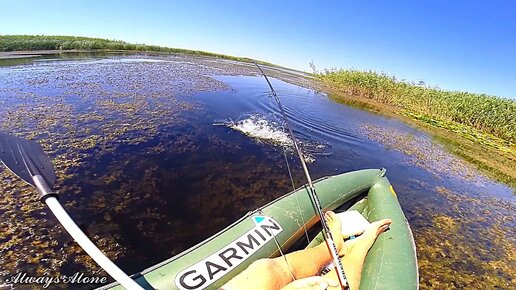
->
[[324, 219, 391, 290], [223, 212, 345, 290]]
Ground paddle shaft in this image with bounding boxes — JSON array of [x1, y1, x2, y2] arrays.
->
[[36, 175, 144, 290]]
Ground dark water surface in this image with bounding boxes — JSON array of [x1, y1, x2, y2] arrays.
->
[[0, 53, 514, 289]]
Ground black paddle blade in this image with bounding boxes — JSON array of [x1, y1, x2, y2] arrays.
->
[[0, 133, 56, 188]]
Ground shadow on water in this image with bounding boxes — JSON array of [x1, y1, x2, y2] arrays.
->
[[0, 53, 514, 289]]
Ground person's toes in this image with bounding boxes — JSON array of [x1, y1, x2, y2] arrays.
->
[[325, 211, 335, 223], [324, 211, 345, 255], [370, 219, 391, 228], [370, 219, 392, 236], [325, 211, 339, 228], [379, 224, 390, 232]]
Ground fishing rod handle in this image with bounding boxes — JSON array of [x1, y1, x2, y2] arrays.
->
[[326, 238, 348, 289], [321, 220, 348, 289], [33, 175, 59, 202]]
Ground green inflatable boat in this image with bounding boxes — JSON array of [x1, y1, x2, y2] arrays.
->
[[99, 169, 418, 290]]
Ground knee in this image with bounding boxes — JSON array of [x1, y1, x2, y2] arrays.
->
[[248, 258, 292, 286], [248, 258, 278, 273]]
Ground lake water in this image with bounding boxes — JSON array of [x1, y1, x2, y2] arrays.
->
[[0, 53, 514, 289]]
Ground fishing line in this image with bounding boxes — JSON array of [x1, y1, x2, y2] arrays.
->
[[276, 116, 311, 245], [253, 62, 348, 289], [258, 210, 297, 282], [231, 59, 311, 274]]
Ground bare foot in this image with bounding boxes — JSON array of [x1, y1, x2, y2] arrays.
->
[[366, 219, 392, 238], [345, 219, 392, 252], [324, 211, 346, 256]]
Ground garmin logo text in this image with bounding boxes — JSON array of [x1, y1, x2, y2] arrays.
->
[[175, 216, 283, 290]]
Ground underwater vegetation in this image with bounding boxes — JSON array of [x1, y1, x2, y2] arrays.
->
[[0, 54, 514, 289]]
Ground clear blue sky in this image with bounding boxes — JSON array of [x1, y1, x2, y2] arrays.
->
[[1, 0, 515, 99]]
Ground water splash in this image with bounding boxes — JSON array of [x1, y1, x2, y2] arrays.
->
[[216, 114, 331, 163], [228, 114, 292, 146]]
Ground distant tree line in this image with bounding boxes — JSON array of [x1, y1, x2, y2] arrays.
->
[[0, 35, 259, 63]]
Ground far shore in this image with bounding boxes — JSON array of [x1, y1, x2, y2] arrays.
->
[[0, 50, 132, 59]]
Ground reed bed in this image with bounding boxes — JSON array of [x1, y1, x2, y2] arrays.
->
[[318, 69, 516, 144], [0, 35, 273, 65]]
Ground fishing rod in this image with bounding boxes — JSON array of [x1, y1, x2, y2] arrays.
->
[[253, 62, 349, 289], [0, 133, 144, 290]]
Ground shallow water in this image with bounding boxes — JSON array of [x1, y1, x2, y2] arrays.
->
[[0, 54, 514, 289]]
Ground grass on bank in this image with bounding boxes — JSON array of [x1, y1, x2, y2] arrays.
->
[[0, 35, 275, 66], [318, 69, 515, 143], [317, 69, 516, 189]]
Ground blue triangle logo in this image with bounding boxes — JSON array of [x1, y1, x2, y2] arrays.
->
[[253, 216, 266, 224]]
